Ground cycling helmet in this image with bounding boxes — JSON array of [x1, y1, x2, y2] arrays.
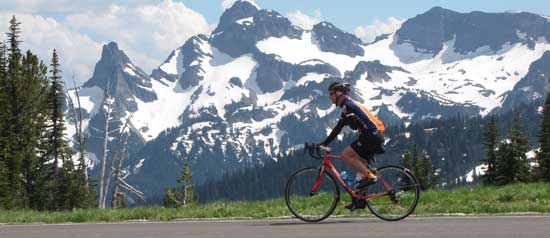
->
[[328, 82, 350, 94]]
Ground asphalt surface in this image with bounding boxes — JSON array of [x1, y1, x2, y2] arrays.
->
[[1, 215, 549, 238]]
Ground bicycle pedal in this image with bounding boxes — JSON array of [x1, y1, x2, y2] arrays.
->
[[388, 190, 398, 203]]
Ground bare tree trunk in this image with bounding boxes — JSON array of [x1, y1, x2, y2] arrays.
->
[[63, 76, 88, 186], [98, 88, 112, 209], [73, 77, 88, 184], [104, 113, 132, 207], [102, 137, 120, 208], [111, 134, 129, 209]]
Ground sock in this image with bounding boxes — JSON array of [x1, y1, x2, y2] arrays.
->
[[362, 171, 377, 180]]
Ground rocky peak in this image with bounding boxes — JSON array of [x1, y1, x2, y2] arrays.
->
[[210, 6, 302, 58], [151, 34, 211, 89], [312, 21, 364, 57], [214, 0, 259, 34], [343, 60, 409, 83], [395, 7, 550, 57], [83, 41, 156, 111]]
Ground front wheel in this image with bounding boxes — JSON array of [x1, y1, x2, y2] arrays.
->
[[285, 167, 340, 222], [365, 165, 420, 221]]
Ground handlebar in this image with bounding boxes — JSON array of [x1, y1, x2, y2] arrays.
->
[[304, 142, 331, 160]]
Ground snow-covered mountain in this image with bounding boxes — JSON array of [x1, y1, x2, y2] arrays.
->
[[65, 1, 550, 200]]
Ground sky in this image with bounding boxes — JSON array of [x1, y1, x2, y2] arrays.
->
[[0, 0, 548, 86]]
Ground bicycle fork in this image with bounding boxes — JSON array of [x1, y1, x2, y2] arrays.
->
[[309, 166, 326, 196]]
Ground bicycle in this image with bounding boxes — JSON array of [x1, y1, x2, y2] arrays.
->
[[284, 143, 420, 222]]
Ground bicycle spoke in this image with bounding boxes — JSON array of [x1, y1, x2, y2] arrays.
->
[[285, 168, 339, 222], [365, 166, 420, 221]]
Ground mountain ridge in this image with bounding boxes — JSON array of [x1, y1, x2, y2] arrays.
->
[[64, 3, 550, 203]]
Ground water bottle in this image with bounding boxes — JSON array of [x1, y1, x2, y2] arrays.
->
[[340, 171, 354, 188]]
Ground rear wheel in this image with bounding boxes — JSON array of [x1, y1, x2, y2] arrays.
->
[[365, 165, 420, 221], [285, 167, 340, 222]]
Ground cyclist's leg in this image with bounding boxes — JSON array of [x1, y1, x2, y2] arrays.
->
[[344, 136, 378, 179], [342, 145, 373, 211], [342, 146, 371, 178]]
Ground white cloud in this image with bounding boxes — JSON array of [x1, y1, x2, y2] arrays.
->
[[0, 14, 101, 86], [221, 0, 259, 10], [287, 9, 322, 30], [0, 0, 210, 86], [65, 0, 211, 78], [354, 17, 403, 43]]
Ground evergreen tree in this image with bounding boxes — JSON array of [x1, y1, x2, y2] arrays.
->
[[47, 49, 66, 174], [411, 144, 420, 176], [46, 49, 69, 209], [47, 50, 94, 209], [1, 16, 50, 208], [482, 116, 498, 185], [402, 151, 411, 170], [178, 162, 196, 206], [20, 49, 50, 209], [509, 113, 531, 182], [163, 162, 196, 207], [2, 15, 24, 208], [535, 92, 550, 181], [0, 40, 8, 207], [495, 113, 531, 184], [417, 151, 435, 190], [495, 140, 512, 184], [0, 16, 94, 210]]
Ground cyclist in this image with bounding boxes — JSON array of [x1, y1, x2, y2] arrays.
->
[[318, 81, 386, 211]]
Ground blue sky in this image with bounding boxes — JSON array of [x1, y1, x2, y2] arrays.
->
[[182, 0, 550, 33], [0, 0, 548, 86]]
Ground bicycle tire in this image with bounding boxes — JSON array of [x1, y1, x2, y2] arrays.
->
[[285, 167, 340, 222], [365, 165, 420, 221]]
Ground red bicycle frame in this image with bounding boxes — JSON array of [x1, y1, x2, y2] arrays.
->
[[310, 154, 394, 200]]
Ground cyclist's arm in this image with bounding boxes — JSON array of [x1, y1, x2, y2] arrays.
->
[[320, 118, 345, 146]]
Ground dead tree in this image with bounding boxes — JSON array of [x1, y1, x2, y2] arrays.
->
[[103, 112, 133, 207], [111, 131, 145, 206], [62, 75, 88, 185], [98, 85, 113, 209], [119, 178, 145, 202], [111, 133, 129, 208]]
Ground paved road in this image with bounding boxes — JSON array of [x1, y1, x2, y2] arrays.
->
[[1, 215, 549, 238]]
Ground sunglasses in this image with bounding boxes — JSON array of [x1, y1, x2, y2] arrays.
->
[[329, 91, 338, 96]]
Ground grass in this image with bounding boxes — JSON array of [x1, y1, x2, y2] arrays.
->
[[0, 182, 548, 224]]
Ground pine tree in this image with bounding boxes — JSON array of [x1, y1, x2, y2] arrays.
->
[[495, 113, 531, 185], [411, 144, 420, 176], [21, 49, 50, 209], [482, 116, 498, 185], [47, 50, 93, 209], [417, 151, 435, 190], [510, 113, 531, 182], [163, 186, 178, 208], [2, 15, 25, 208], [1, 16, 49, 208], [163, 162, 196, 208], [48, 49, 66, 174], [178, 162, 195, 206], [402, 151, 411, 170], [535, 92, 550, 181], [0, 40, 8, 207], [0, 16, 94, 210], [46, 49, 68, 209]]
